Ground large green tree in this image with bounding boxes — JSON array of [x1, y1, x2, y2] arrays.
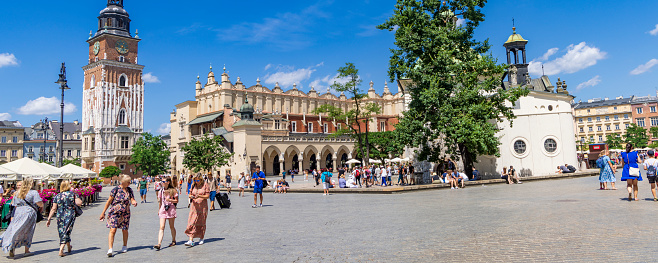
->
[[379, 0, 529, 176], [605, 133, 623, 149], [624, 124, 648, 148], [181, 134, 233, 174], [62, 158, 81, 166], [100, 166, 121, 178], [130, 132, 170, 176], [313, 63, 381, 165], [368, 131, 405, 163]]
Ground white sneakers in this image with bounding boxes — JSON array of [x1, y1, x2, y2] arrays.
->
[[198, 239, 204, 245], [107, 249, 113, 257], [185, 240, 195, 247], [121, 246, 128, 253]]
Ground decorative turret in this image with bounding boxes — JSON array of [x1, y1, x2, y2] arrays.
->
[[221, 65, 229, 83], [504, 25, 529, 83], [292, 83, 298, 90], [207, 64, 216, 85], [239, 96, 254, 120], [369, 81, 375, 91], [95, 0, 131, 38], [196, 75, 202, 90], [383, 81, 391, 95]]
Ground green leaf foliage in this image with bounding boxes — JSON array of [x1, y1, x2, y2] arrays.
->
[[624, 124, 648, 148], [129, 132, 171, 176], [368, 131, 405, 162], [605, 133, 623, 149], [379, 0, 529, 175], [63, 158, 82, 166], [100, 166, 121, 178], [313, 63, 381, 164], [181, 134, 233, 174]]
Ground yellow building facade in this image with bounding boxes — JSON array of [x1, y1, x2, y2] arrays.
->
[[572, 97, 633, 145]]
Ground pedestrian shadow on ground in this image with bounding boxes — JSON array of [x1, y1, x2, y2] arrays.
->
[[69, 246, 101, 256], [184, 238, 224, 249], [24, 248, 60, 257], [260, 205, 274, 207], [125, 245, 153, 252], [32, 239, 55, 245]]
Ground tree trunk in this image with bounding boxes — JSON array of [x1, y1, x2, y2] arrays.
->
[[364, 118, 371, 165], [459, 143, 474, 179]]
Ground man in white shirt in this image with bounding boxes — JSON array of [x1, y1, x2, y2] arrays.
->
[[381, 167, 388, 187], [459, 171, 468, 188], [374, 166, 381, 185]]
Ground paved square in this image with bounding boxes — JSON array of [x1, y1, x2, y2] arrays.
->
[[6, 173, 658, 262]]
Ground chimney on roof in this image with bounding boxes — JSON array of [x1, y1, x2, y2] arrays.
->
[[616, 96, 623, 99], [587, 99, 593, 103], [74, 120, 79, 125], [604, 98, 609, 101]]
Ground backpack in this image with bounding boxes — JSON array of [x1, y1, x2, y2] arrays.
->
[[567, 165, 576, 172], [596, 157, 605, 169], [647, 162, 657, 177]]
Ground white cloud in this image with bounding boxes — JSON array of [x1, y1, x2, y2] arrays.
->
[[650, 24, 658, 36], [576, 75, 601, 91], [157, 123, 171, 135], [0, 53, 18, 68], [528, 42, 606, 76], [309, 73, 356, 94], [264, 67, 315, 88], [264, 64, 273, 71], [0, 113, 11, 121], [17, 97, 77, 115], [630, 59, 658, 75], [538, 47, 559, 61], [142, 72, 160, 83], [456, 18, 466, 27]]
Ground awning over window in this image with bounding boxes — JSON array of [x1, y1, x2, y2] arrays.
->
[[187, 112, 223, 126]]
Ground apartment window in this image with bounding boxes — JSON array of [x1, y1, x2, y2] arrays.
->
[[597, 126, 602, 131], [0, 150, 5, 157], [67, 150, 72, 157], [49, 146, 54, 152], [598, 136, 603, 142], [637, 108, 644, 114], [652, 117, 658, 126], [614, 106, 618, 110], [11, 150, 17, 157], [48, 156, 53, 163], [589, 136, 594, 142], [606, 125, 611, 131], [118, 109, 126, 125], [625, 124, 630, 129], [614, 115, 619, 120], [580, 137, 585, 143], [120, 136, 129, 149], [308, 123, 313, 133], [637, 118, 646, 127], [274, 120, 281, 130], [37, 133, 43, 139], [652, 106, 657, 113], [624, 114, 629, 119], [605, 116, 610, 121], [84, 138, 88, 150], [28, 146, 33, 153], [91, 138, 95, 150], [589, 127, 593, 132], [579, 118, 583, 123], [587, 117, 592, 122], [380, 121, 386, 132], [587, 109, 591, 113], [76, 150, 80, 157], [12, 137, 17, 143], [119, 164, 126, 170], [615, 124, 620, 130], [40, 146, 44, 153], [596, 117, 601, 122], [337, 123, 342, 130], [579, 127, 584, 132], [323, 123, 329, 133], [1, 137, 5, 143], [291, 122, 297, 132]]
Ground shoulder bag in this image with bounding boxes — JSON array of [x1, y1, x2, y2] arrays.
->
[[1, 204, 15, 223], [27, 200, 44, 223], [629, 166, 640, 177]]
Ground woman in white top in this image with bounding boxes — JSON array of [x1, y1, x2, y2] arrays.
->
[[237, 172, 246, 197]]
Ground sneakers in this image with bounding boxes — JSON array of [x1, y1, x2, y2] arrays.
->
[[107, 249, 113, 257], [252, 204, 257, 208], [198, 239, 204, 245], [258, 204, 263, 207], [121, 246, 128, 253], [185, 240, 195, 247], [323, 193, 327, 196], [451, 187, 455, 189]]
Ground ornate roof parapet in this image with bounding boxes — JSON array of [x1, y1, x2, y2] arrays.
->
[[383, 81, 392, 95], [555, 78, 569, 95], [235, 76, 245, 90], [308, 86, 318, 98], [339, 92, 347, 101], [272, 82, 283, 93]]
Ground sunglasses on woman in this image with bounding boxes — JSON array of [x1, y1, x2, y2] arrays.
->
[[194, 180, 200, 182]]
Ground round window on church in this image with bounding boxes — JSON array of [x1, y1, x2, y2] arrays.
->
[[544, 138, 557, 153], [513, 140, 526, 155], [548, 105, 553, 111]]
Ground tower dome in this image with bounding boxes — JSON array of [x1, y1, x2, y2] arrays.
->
[[239, 97, 254, 120], [95, 0, 131, 38]]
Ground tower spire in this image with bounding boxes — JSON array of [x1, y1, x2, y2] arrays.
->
[[108, 0, 124, 7]]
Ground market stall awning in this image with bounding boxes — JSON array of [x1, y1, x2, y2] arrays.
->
[[0, 158, 61, 180], [60, 164, 98, 179], [187, 112, 223, 126], [0, 166, 19, 181]]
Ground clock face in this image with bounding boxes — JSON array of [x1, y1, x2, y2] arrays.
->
[[93, 42, 100, 55], [115, 40, 129, 54]]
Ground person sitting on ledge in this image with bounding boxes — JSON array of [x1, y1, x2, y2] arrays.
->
[[470, 167, 479, 181], [338, 176, 347, 188], [280, 179, 289, 193], [556, 165, 574, 174]]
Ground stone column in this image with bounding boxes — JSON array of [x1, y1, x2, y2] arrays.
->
[[279, 154, 285, 176], [332, 153, 338, 171], [298, 154, 303, 171]]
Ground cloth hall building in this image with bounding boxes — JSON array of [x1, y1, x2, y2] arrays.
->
[[169, 68, 409, 177]]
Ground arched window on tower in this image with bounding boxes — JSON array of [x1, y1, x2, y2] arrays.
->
[[119, 75, 127, 86], [118, 109, 126, 125], [118, 19, 124, 28], [90, 75, 96, 88], [106, 18, 112, 27]]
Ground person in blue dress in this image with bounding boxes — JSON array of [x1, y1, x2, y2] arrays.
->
[[621, 143, 642, 201], [598, 149, 617, 190]]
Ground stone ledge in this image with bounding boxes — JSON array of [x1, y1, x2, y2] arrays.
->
[[257, 169, 599, 194]]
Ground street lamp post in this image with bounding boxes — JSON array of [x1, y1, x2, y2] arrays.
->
[[55, 63, 70, 168], [41, 118, 48, 163]]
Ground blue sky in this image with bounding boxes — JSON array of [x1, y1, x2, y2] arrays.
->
[[0, 0, 657, 135]]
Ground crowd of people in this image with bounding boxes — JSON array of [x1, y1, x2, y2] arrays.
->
[[596, 143, 658, 202]]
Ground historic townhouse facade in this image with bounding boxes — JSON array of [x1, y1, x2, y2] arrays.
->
[[0, 121, 24, 165], [572, 97, 634, 144], [170, 67, 409, 177]]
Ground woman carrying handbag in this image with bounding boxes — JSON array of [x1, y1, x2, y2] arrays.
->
[[46, 181, 83, 257], [620, 143, 643, 201]]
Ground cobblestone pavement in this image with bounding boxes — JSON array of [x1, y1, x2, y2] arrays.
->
[[6, 170, 658, 262]]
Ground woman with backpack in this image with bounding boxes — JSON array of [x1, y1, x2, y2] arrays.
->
[[621, 143, 643, 201], [597, 149, 617, 190], [644, 150, 658, 201]]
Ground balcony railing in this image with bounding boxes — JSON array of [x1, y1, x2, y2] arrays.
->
[[262, 133, 356, 143]]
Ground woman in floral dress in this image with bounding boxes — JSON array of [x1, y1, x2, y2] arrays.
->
[[100, 175, 137, 257], [184, 174, 209, 247], [598, 149, 617, 190], [0, 177, 43, 258], [46, 181, 83, 257]]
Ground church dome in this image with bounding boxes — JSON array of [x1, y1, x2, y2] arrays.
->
[[100, 5, 129, 16], [240, 100, 254, 113], [505, 27, 527, 44]]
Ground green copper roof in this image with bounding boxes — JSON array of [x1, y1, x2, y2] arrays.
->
[[187, 112, 223, 126]]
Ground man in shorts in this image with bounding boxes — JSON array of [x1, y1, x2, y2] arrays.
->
[[225, 171, 232, 194], [208, 172, 219, 211], [252, 166, 266, 208], [138, 177, 149, 203]]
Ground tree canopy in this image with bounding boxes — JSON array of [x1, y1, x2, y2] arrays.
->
[[624, 124, 648, 148], [379, 0, 529, 176], [368, 131, 405, 163], [181, 134, 233, 174], [100, 165, 121, 178], [130, 132, 170, 176]]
